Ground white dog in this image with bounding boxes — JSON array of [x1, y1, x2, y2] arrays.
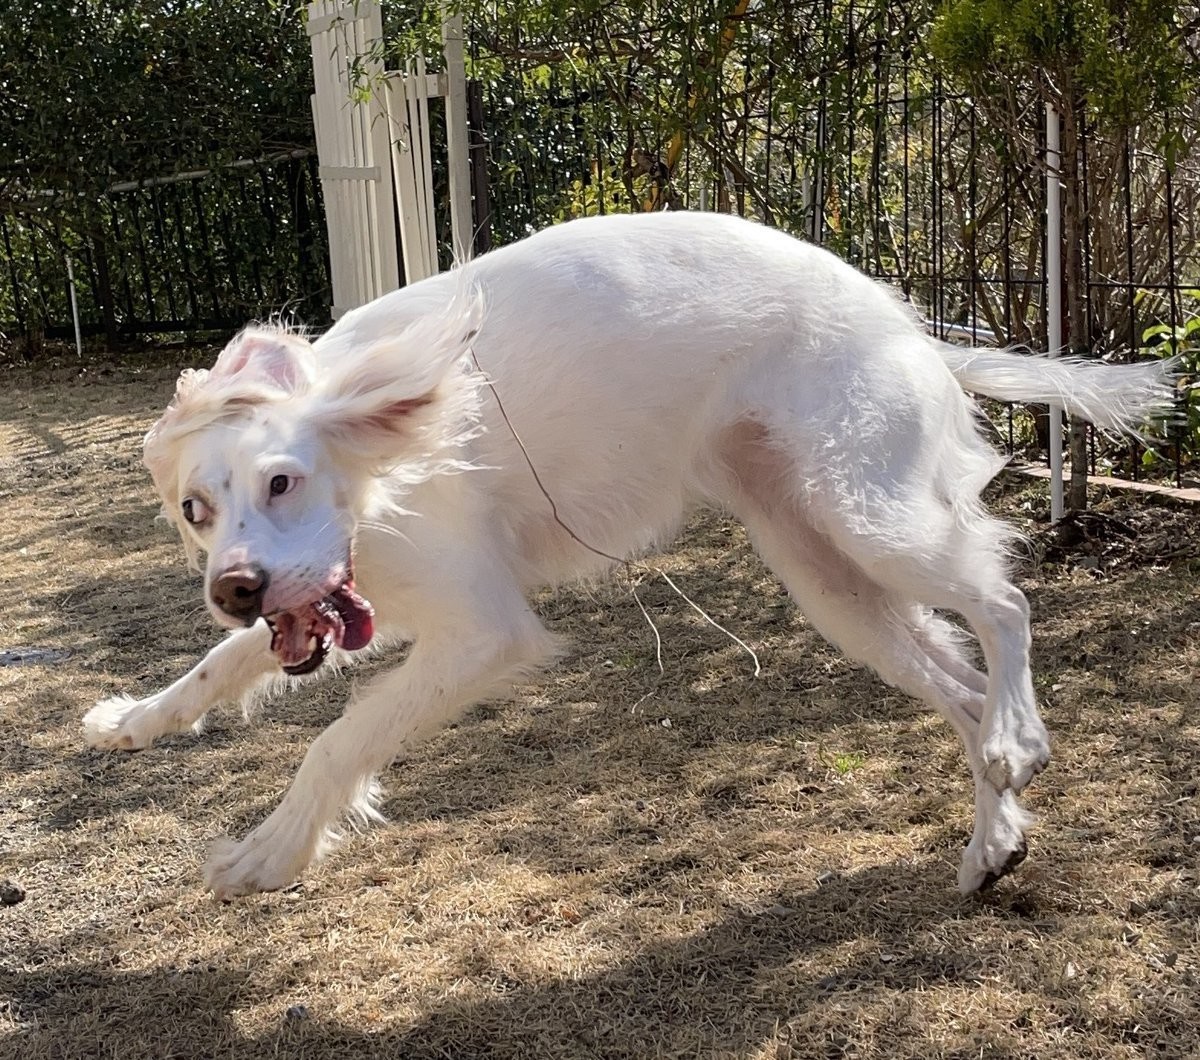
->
[[83, 212, 1171, 897]]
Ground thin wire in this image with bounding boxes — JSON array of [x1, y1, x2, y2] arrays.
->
[[629, 575, 665, 676], [469, 347, 761, 679], [651, 568, 762, 676]]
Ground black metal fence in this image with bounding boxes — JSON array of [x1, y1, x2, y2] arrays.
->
[[473, 20, 1198, 342], [5, 2, 1196, 482], [465, 1, 1198, 482], [0, 151, 331, 348]]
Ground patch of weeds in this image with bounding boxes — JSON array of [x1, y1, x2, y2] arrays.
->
[[819, 747, 867, 776]]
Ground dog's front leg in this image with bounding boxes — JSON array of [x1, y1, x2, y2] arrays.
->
[[203, 609, 554, 898], [84, 623, 278, 750]]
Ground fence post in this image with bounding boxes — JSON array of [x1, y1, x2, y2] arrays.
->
[[1046, 103, 1064, 523], [466, 80, 493, 256], [385, 59, 439, 283], [65, 255, 82, 357], [442, 7, 473, 262], [809, 106, 826, 244]]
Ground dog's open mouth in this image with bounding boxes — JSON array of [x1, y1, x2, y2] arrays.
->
[[264, 580, 375, 676]]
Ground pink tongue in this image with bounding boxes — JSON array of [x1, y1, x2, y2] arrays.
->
[[328, 585, 375, 651]]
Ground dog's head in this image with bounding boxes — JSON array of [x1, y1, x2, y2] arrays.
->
[[144, 300, 481, 674]]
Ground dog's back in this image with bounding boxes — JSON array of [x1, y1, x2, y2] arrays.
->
[[318, 212, 953, 582]]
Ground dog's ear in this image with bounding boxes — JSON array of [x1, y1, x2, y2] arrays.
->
[[211, 327, 313, 392], [311, 294, 482, 463], [143, 367, 209, 499], [141, 368, 213, 571], [142, 330, 311, 501]]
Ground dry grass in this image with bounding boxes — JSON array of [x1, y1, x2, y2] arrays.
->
[[1, 358, 1199, 1059]]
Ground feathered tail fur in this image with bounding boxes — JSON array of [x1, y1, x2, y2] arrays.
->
[[938, 344, 1177, 437]]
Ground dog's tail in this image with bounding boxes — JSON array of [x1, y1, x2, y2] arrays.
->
[[938, 344, 1178, 437]]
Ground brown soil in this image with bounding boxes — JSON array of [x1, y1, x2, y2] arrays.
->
[[1, 361, 1198, 1059]]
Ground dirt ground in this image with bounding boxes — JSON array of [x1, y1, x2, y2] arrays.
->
[[1, 357, 1198, 1060]]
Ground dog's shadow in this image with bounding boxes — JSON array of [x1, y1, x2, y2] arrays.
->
[[3, 860, 1047, 1059], [51, 613, 919, 843]]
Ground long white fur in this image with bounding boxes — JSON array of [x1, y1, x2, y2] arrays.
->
[[83, 212, 1172, 898], [940, 345, 1173, 436]]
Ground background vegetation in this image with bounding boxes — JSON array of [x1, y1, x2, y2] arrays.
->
[[2, 0, 1197, 485], [0, 0, 321, 345], [396, 0, 1200, 485]]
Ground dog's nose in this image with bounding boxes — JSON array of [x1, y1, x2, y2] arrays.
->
[[211, 565, 269, 623]]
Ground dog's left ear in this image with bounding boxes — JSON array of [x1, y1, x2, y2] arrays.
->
[[312, 295, 481, 463], [211, 328, 313, 393]]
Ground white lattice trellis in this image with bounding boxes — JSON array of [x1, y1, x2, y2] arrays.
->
[[308, 1, 471, 317]]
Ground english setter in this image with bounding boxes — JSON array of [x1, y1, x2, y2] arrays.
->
[[83, 212, 1171, 897]]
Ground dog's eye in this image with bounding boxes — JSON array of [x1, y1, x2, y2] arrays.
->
[[181, 497, 209, 524], [269, 474, 294, 497]]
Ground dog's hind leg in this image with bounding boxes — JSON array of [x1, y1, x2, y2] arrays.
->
[[737, 503, 1033, 892], [732, 353, 1050, 798], [805, 483, 1051, 798], [902, 605, 1034, 892], [83, 623, 278, 750]]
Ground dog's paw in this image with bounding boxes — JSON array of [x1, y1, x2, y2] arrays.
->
[[83, 695, 163, 751], [958, 791, 1035, 894], [204, 814, 317, 899], [980, 720, 1050, 794], [959, 839, 1028, 894]]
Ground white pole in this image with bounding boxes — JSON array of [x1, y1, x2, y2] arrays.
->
[[1045, 103, 1064, 523], [65, 254, 82, 358], [441, 7, 472, 262]]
